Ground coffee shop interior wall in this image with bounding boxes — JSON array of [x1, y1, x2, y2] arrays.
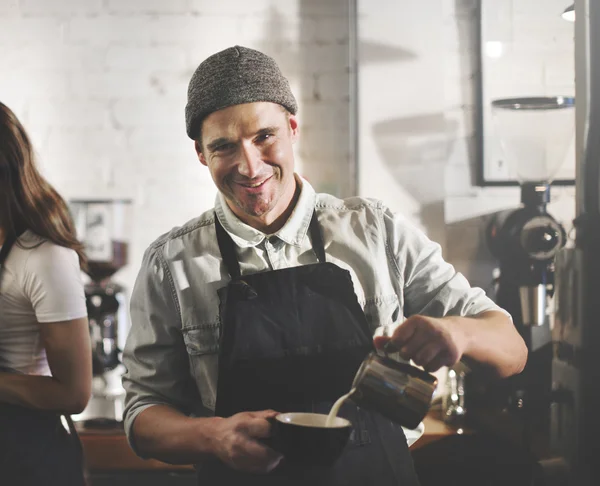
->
[[0, 0, 576, 327], [0, 0, 354, 309]]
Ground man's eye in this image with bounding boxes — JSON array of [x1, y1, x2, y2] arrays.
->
[[257, 133, 273, 142], [215, 143, 234, 152]]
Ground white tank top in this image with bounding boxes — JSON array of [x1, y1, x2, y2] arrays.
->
[[0, 231, 87, 375]]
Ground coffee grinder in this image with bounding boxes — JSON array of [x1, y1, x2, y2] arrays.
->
[[475, 97, 574, 452], [70, 199, 132, 426]]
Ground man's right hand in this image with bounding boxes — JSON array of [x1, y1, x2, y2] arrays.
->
[[211, 410, 283, 474]]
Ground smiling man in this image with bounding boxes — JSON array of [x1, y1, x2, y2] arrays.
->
[[122, 46, 527, 486]]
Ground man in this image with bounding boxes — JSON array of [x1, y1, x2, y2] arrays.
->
[[122, 45, 527, 485]]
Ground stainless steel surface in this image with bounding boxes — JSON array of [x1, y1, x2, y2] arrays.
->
[[491, 96, 575, 111], [351, 352, 437, 430], [442, 367, 467, 424], [519, 284, 547, 326]]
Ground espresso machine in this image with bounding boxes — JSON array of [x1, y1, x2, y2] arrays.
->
[[70, 199, 132, 426], [544, 1, 600, 484], [473, 96, 574, 453]]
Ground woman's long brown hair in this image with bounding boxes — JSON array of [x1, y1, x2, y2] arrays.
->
[[0, 102, 87, 268]]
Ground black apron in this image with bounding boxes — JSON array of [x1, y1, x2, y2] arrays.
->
[[197, 212, 420, 485], [0, 233, 86, 486]]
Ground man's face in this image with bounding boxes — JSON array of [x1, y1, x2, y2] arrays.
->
[[197, 102, 299, 230]]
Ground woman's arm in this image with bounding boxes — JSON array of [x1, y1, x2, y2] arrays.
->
[[0, 317, 92, 414]]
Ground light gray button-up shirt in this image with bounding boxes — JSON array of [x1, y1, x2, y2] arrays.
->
[[122, 176, 503, 452]]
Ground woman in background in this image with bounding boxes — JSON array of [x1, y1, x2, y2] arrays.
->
[[0, 102, 91, 485]]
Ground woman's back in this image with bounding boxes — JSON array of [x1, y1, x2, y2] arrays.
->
[[0, 231, 87, 375]]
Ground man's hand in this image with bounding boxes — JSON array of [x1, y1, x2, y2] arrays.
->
[[211, 410, 283, 474], [373, 315, 469, 372]]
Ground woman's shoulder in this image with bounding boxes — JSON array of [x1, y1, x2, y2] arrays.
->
[[19, 231, 80, 270]]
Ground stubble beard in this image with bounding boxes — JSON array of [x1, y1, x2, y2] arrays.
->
[[227, 170, 281, 219]]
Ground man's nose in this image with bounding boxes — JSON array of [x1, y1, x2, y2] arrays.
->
[[237, 143, 263, 178]]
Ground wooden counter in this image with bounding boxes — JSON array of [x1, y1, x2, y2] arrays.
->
[[78, 411, 466, 472], [78, 423, 193, 472]]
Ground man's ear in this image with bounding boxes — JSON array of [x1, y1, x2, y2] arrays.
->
[[195, 141, 208, 166], [288, 114, 299, 144]]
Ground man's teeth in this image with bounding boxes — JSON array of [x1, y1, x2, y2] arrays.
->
[[245, 180, 266, 188]]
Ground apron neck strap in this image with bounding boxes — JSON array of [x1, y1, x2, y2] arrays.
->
[[308, 210, 326, 264], [214, 209, 326, 279], [214, 215, 242, 279]]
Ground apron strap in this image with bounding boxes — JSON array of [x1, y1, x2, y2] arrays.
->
[[214, 215, 242, 279], [308, 210, 326, 264], [214, 209, 327, 279]]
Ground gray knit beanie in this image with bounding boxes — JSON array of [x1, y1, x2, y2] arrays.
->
[[185, 45, 298, 140]]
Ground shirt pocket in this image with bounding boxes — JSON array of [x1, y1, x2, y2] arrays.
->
[[362, 294, 402, 335], [182, 324, 220, 411]]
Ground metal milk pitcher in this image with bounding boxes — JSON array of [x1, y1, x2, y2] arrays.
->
[[351, 352, 438, 429]]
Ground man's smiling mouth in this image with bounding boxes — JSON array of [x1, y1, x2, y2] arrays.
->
[[237, 176, 272, 188]]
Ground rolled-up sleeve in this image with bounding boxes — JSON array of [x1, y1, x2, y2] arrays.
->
[[383, 208, 506, 319], [122, 244, 200, 456]]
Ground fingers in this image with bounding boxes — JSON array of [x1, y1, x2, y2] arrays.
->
[[374, 319, 419, 353], [411, 341, 451, 372], [218, 412, 284, 474], [241, 410, 279, 439], [423, 352, 450, 373], [233, 439, 283, 474], [248, 409, 279, 419], [381, 315, 462, 370], [243, 416, 274, 439], [373, 335, 389, 350]]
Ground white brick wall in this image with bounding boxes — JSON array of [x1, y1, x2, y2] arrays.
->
[[0, 0, 352, 334], [1, 0, 577, 330]]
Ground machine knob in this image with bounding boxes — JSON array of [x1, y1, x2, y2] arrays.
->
[[521, 216, 565, 260], [523, 226, 560, 252]]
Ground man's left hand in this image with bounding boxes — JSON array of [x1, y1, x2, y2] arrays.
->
[[373, 315, 468, 372]]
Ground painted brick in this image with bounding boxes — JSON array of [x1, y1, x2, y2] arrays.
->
[[239, 14, 308, 45], [188, 0, 287, 16], [69, 71, 157, 99], [0, 0, 18, 14], [0, 70, 71, 99], [111, 97, 186, 129], [0, 17, 66, 45], [142, 15, 242, 45], [128, 127, 193, 158], [20, 0, 103, 15], [44, 127, 128, 158], [106, 0, 190, 15], [26, 98, 110, 130], [314, 72, 350, 101], [312, 17, 349, 44], [4, 45, 106, 71], [106, 46, 187, 70], [298, 0, 349, 17], [301, 44, 349, 73], [67, 16, 157, 45], [300, 100, 349, 131]]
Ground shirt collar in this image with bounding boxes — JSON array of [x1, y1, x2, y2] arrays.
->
[[214, 175, 317, 249]]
